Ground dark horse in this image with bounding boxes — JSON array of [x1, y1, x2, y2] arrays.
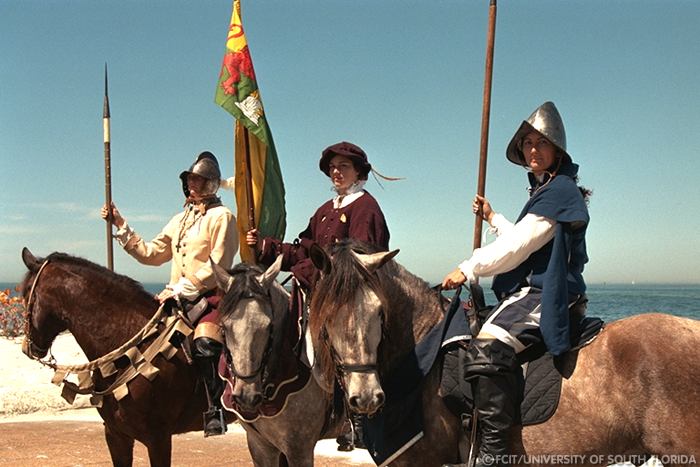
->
[[309, 241, 700, 467], [19, 248, 236, 467], [211, 256, 345, 466]]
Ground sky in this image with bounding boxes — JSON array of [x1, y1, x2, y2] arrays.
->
[[1, 0, 699, 286]]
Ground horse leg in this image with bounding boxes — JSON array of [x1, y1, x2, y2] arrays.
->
[[144, 435, 173, 467], [245, 426, 284, 467], [104, 423, 135, 467]]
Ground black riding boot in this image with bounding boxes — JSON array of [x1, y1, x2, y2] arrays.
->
[[193, 337, 227, 437], [336, 414, 366, 451], [464, 339, 520, 467]]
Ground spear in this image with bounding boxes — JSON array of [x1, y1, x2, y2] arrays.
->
[[472, 0, 497, 253], [103, 63, 114, 271], [466, 4, 497, 466]]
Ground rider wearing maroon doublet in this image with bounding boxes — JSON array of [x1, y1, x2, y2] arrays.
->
[[248, 141, 390, 290], [246, 141, 391, 451]]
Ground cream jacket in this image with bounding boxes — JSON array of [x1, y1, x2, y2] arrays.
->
[[116, 204, 238, 296]]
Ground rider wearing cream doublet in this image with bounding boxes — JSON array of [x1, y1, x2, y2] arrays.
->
[[102, 151, 238, 437]]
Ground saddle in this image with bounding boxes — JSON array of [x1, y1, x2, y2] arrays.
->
[[439, 284, 604, 426]]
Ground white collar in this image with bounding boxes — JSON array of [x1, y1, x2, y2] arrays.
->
[[333, 181, 366, 209]]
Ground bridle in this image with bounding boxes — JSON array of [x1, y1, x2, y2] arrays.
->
[[320, 259, 386, 391], [225, 289, 276, 398], [23, 259, 52, 361]]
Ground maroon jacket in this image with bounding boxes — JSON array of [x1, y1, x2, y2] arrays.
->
[[258, 191, 389, 289]]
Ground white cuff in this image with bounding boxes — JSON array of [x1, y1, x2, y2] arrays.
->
[[457, 259, 477, 283], [168, 277, 200, 301], [489, 213, 513, 236], [114, 223, 135, 246]]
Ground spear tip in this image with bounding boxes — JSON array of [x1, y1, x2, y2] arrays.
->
[[103, 63, 110, 118]]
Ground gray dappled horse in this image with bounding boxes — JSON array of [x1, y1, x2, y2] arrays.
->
[[309, 240, 700, 467], [212, 256, 344, 467]]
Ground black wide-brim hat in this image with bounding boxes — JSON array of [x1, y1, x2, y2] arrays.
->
[[319, 141, 372, 178]]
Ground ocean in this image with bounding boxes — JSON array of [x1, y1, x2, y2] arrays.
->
[[464, 283, 700, 322], [4, 281, 698, 323]]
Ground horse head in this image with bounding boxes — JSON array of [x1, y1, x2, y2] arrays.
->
[[309, 240, 399, 416], [20, 247, 69, 359], [212, 255, 289, 412]]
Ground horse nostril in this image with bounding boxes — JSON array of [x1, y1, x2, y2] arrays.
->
[[375, 391, 385, 408], [348, 395, 361, 410], [251, 393, 263, 408]]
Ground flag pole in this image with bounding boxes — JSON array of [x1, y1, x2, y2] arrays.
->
[[103, 63, 114, 271], [242, 127, 257, 261], [472, 0, 497, 252]]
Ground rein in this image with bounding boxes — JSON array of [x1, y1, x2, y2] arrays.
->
[[23, 259, 192, 405]]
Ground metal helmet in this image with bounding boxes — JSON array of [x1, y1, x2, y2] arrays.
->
[[505, 101, 571, 167], [179, 151, 222, 197]]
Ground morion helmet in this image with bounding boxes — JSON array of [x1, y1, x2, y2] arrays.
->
[[179, 151, 222, 197], [506, 101, 571, 167]]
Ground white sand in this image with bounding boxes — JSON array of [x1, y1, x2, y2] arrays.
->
[[0, 334, 373, 464]]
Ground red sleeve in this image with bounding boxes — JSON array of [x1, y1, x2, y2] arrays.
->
[[347, 194, 390, 250]]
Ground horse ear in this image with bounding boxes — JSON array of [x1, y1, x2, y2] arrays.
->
[[309, 243, 331, 275], [353, 249, 400, 273], [209, 258, 234, 293], [260, 254, 283, 290], [22, 247, 42, 272]]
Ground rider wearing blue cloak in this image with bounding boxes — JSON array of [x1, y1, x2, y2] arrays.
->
[[442, 102, 591, 467]]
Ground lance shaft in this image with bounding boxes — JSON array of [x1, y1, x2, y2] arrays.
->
[[103, 64, 114, 271], [472, 0, 497, 252]]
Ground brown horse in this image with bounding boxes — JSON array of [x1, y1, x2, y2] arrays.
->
[[211, 257, 345, 466], [19, 248, 236, 467], [309, 240, 700, 467]]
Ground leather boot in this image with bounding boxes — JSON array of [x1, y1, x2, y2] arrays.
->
[[463, 339, 520, 467], [193, 337, 227, 437]]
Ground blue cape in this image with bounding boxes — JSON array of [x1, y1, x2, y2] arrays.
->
[[492, 162, 589, 355]]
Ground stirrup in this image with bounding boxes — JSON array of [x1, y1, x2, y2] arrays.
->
[[203, 407, 227, 437]]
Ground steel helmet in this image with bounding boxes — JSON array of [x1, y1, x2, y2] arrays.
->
[[506, 101, 571, 167], [179, 151, 222, 197]]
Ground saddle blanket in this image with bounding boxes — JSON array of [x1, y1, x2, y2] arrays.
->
[[362, 291, 470, 466]]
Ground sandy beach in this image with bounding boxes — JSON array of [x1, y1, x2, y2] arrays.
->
[[0, 333, 374, 466]]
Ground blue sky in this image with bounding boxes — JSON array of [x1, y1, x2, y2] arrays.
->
[[1, 0, 699, 285]]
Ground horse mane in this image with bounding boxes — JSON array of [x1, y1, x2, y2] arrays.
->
[[218, 262, 268, 320], [310, 239, 444, 383], [21, 252, 153, 302]]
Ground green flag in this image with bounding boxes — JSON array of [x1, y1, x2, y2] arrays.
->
[[215, 0, 286, 263]]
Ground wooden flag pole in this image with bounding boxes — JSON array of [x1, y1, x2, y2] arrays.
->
[[103, 63, 114, 271], [242, 127, 257, 262], [472, 0, 497, 252]]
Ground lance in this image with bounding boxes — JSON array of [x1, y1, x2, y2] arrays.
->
[[103, 63, 114, 271], [472, 0, 497, 253], [466, 3, 498, 467]]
